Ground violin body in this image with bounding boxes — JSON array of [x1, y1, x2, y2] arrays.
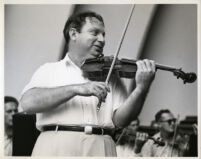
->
[[82, 56, 138, 81]]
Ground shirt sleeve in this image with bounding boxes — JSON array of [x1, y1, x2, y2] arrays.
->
[[21, 63, 53, 96]]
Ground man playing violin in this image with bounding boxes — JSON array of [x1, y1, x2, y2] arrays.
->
[[140, 109, 189, 157], [20, 11, 156, 156], [116, 118, 149, 157]]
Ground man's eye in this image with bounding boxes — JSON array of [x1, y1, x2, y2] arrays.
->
[[90, 31, 98, 36]]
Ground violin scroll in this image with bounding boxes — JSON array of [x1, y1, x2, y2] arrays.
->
[[173, 69, 197, 84]]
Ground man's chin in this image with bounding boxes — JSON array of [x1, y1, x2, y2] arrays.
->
[[92, 49, 103, 56]]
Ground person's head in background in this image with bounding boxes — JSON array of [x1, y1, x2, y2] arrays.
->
[[63, 11, 105, 65], [155, 109, 176, 138], [5, 96, 19, 137], [117, 118, 140, 146], [126, 118, 140, 135]]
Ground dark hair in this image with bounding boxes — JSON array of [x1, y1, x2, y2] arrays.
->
[[63, 11, 104, 51], [155, 109, 171, 122], [129, 117, 140, 125], [5, 96, 19, 106]]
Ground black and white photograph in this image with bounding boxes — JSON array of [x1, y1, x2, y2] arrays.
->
[[2, 1, 199, 158]]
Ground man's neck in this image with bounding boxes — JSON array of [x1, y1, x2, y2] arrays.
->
[[67, 51, 85, 68], [160, 131, 174, 141], [5, 126, 13, 138]]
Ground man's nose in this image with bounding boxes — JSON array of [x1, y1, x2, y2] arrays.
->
[[170, 121, 175, 125], [11, 110, 16, 115], [97, 33, 105, 44]]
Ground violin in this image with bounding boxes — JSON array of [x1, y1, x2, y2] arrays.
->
[[82, 56, 197, 84], [115, 126, 165, 146]]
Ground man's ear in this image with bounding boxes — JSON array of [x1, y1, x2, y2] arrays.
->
[[69, 28, 78, 41], [157, 122, 162, 129]]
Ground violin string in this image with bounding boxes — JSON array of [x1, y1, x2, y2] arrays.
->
[[156, 63, 177, 71]]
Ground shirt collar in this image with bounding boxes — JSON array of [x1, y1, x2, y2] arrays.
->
[[63, 53, 82, 71]]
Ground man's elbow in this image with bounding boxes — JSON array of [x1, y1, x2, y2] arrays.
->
[[20, 94, 35, 113], [112, 112, 129, 128], [112, 110, 138, 128], [113, 119, 129, 128]]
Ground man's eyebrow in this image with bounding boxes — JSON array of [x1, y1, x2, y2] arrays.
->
[[88, 28, 105, 33]]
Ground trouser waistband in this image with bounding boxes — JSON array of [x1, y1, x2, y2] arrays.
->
[[42, 125, 114, 136]]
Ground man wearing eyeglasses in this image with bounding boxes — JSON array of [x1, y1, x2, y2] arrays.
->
[[140, 109, 189, 157]]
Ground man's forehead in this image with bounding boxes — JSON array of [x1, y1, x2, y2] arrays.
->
[[85, 17, 104, 26], [130, 120, 138, 125], [161, 112, 174, 120], [5, 102, 18, 109]]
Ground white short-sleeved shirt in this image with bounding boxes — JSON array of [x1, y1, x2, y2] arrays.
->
[[21, 54, 127, 130]]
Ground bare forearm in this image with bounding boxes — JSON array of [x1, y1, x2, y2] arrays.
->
[[20, 85, 78, 113], [20, 81, 109, 114], [113, 86, 149, 127], [113, 59, 156, 128]]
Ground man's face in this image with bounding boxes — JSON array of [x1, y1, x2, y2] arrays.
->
[[126, 120, 139, 135], [76, 17, 105, 59], [158, 112, 176, 134], [5, 102, 18, 127]]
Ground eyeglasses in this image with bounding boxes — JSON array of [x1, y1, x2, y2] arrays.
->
[[160, 118, 176, 125]]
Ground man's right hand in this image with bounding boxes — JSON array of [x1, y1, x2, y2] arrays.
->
[[77, 81, 110, 102]]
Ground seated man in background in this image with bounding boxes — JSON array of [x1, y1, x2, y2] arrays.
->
[[4, 96, 19, 156], [116, 118, 148, 156], [140, 109, 189, 157]]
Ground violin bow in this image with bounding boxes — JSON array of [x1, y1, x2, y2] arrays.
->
[[97, 4, 136, 110], [170, 114, 180, 156]]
